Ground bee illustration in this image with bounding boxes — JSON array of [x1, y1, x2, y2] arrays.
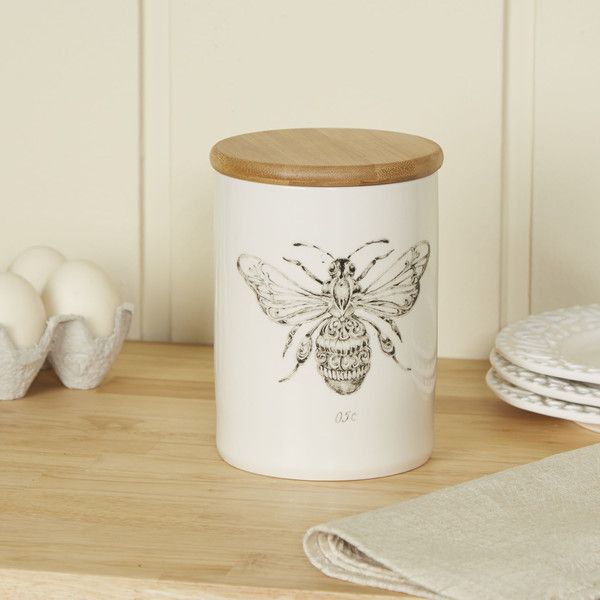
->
[[237, 239, 430, 395]]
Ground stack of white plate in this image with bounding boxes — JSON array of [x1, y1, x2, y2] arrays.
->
[[487, 304, 600, 433]]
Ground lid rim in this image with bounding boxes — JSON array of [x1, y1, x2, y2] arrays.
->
[[209, 128, 443, 187]]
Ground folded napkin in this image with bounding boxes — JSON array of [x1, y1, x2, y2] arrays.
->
[[304, 444, 600, 600]]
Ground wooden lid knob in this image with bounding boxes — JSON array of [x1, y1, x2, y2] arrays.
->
[[210, 128, 443, 187]]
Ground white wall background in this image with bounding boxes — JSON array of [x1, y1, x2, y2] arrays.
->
[[0, 1, 141, 337], [1, 0, 599, 358]]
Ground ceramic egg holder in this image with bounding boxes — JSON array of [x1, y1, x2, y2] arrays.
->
[[0, 315, 65, 400], [0, 303, 133, 400]]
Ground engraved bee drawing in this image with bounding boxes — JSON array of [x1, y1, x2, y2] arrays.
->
[[237, 239, 430, 395]]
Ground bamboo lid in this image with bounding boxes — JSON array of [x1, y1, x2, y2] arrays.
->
[[210, 128, 443, 187]]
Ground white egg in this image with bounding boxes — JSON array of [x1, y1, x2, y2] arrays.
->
[[9, 246, 66, 294], [42, 260, 121, 338], [0, 272, 47, 348]]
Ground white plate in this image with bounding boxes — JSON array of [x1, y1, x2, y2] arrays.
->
[[490, 349, 600, 407], [495, 304, 600, 384], [486, 369, 600, 425]]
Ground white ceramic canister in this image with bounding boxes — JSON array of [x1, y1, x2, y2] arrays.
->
[[211, 128, 443, 480]]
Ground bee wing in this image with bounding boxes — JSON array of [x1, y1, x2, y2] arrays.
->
[[355, 241, 430, 319], [237, 254, 329, 325]]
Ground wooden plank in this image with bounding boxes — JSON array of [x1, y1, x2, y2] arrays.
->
[[168, 1, 505, 356], [140, 0, 172, 342], [530, 0, 600, 313], [500, 0, 536, 326], [0, 1, 142, 338], [0, 343, 596, 598]]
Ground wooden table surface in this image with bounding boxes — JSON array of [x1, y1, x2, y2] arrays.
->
[[1, 343, 597, 599]]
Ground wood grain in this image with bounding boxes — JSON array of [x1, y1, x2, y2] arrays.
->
[[0, 343, 597, 599], [209, 128, 443, 187]]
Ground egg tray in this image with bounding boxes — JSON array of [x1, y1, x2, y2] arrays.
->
[[0, 303, 133, 400]]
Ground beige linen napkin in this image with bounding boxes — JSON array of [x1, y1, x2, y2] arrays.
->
[[304, 444, 600, 600]]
